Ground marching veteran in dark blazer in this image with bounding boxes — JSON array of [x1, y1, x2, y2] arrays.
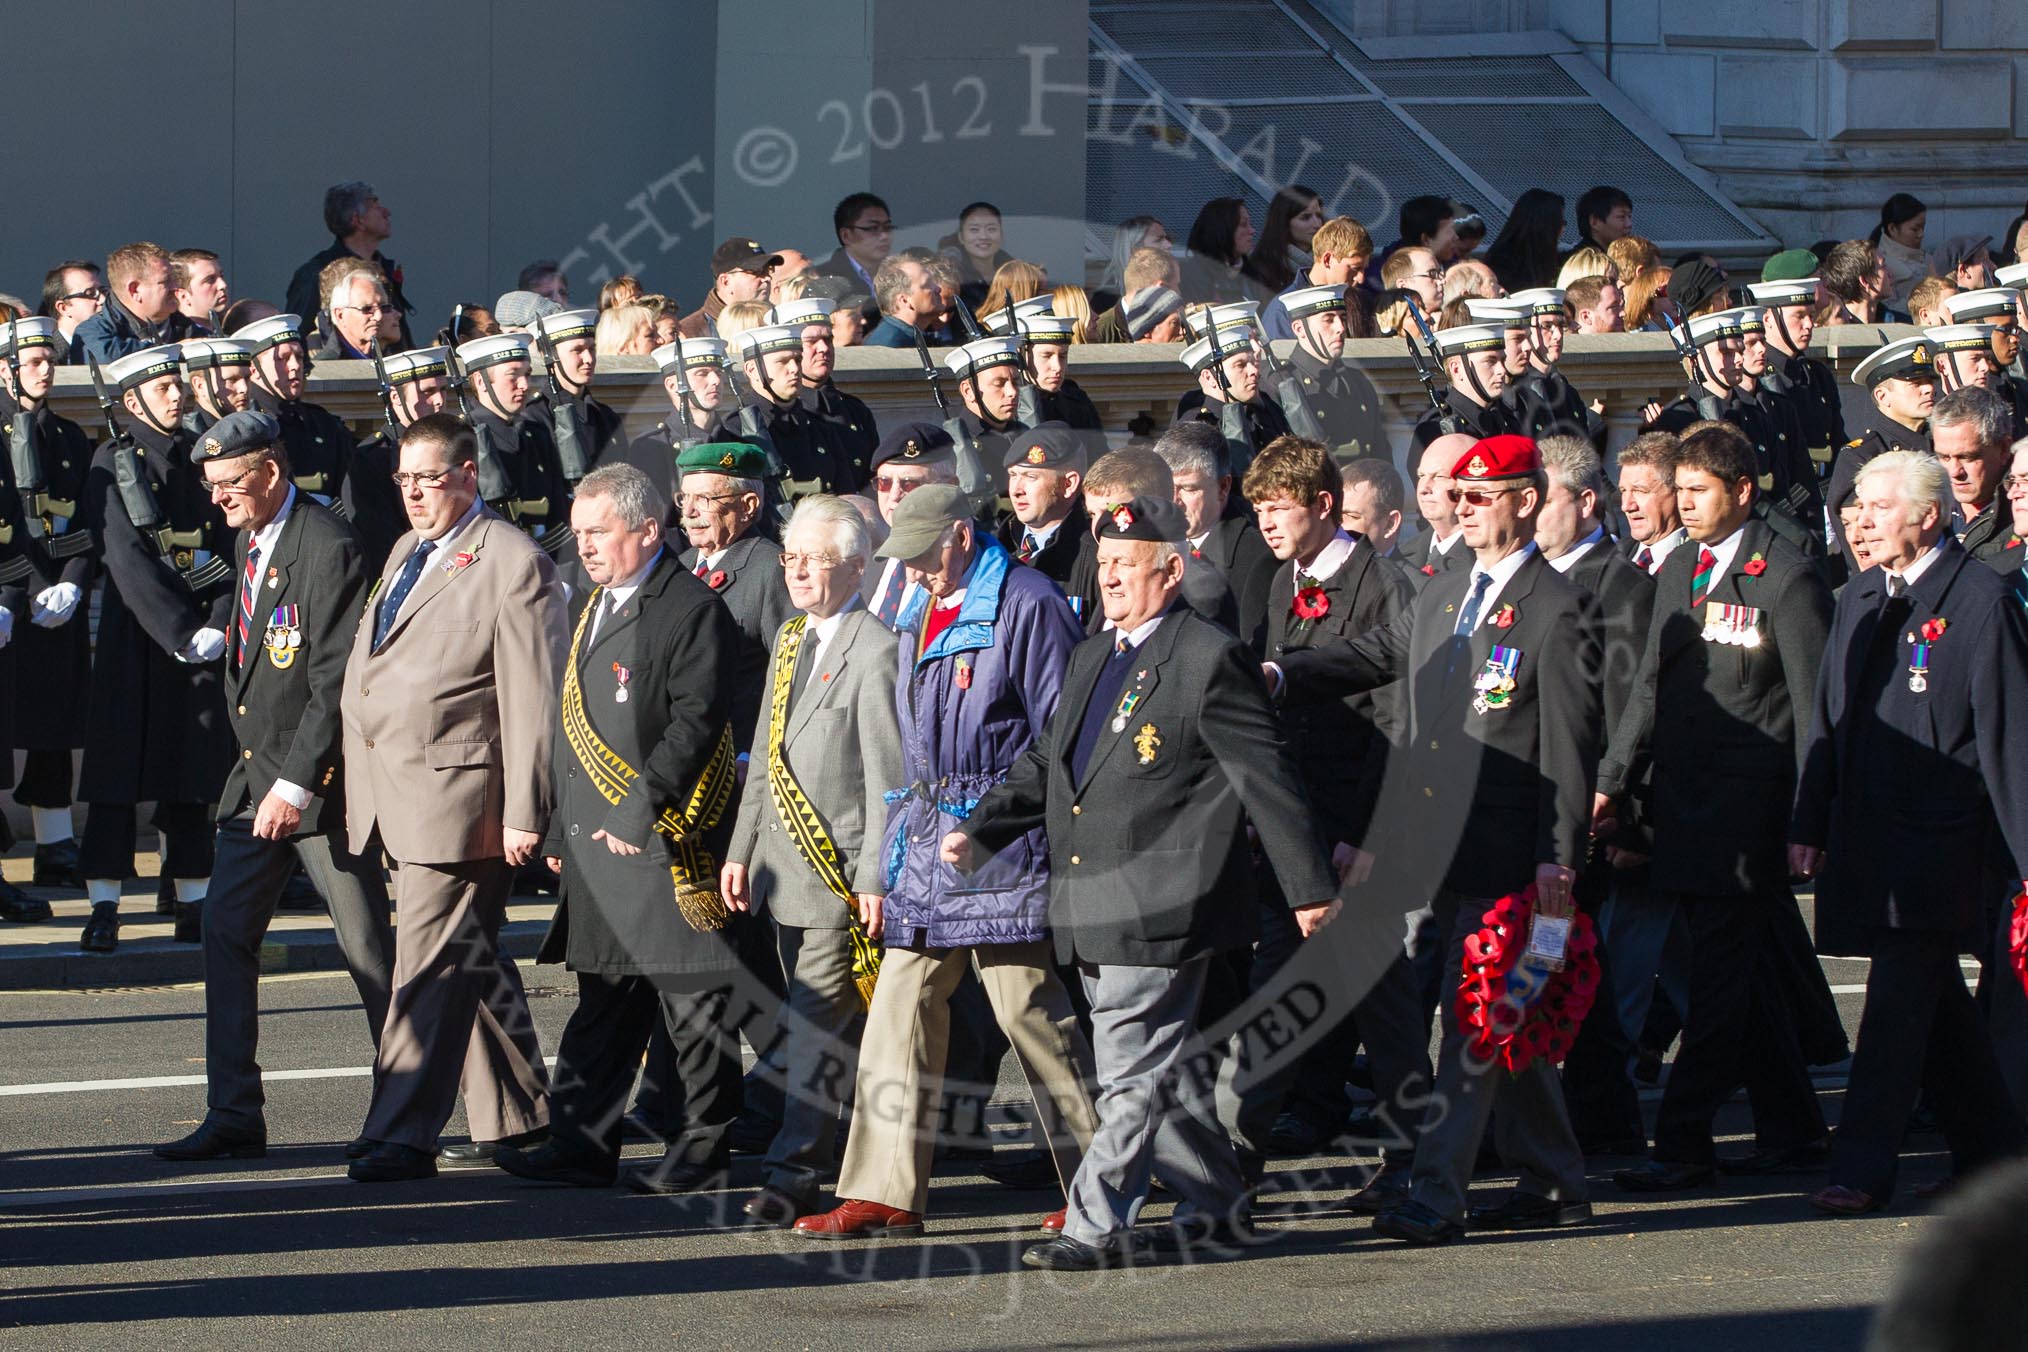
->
[[1792, 449, 2028, 1215], [1272, 433, 1605, 1246], [155, 410, 394, 1163], [952, 494, 1338, 1270], [721, 494, 904, 1228]]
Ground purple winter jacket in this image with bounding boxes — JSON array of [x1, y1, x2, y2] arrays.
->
[[879, 536, 1081, 947]]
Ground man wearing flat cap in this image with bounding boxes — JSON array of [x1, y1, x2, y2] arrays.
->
[[795, 483, 1098, 1241], [155, 409, 394, 1163], [1273, 433, 1605, 1245], [682, 237, 780, 340], [953, 493, 1337, 1269]]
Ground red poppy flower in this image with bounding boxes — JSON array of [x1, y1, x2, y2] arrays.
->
[[1490, 603, 1516, 630], [1921, 617, 1948, 642], [449, 550, 476, 572], [2012, 892, 2028, 1001], [707, 569, 729, 590], [1742, 554, 1767, 576], [1421, 564, 1436, 577], [1292, 586, 1330, 621]]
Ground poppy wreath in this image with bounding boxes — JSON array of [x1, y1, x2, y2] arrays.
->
[[1456, 885, 1601, 1075], [2009, 892, 2028, 1000]]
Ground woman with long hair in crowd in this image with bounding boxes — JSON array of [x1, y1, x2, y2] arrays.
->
[[1622, 264, 1674, 332], [1555, 245, 1617, 291], [1868, 192, 1927, 315], [1097, 214, 1171, 312], [1178, 196, 1256, 304], [1242, 183, 1324, 296], [1049, 284, 1092, 343], [594, 302, 655, 356], [940, 201, 1015, 310], [979, 260, 1047, 326], [1484, 188, 1567, 293]]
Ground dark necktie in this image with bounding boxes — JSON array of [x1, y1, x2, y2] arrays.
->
[[1633, 544, 1654, 573], [1070, 639, 1136, 782], [786, 627, 820, 719], [236, 543, 260, 669], [1017, 533, 1037, 564], [1445, 570, 1494, 683], [873, 560, 907, 627], [374, 539, 435, 649], [1689, 545, 1717, 607]]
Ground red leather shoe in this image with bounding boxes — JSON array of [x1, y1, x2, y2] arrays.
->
[[1040, 1207, 1067, 1233], [1807, 1184, 1880, 1216], [792, 1199, 925, 1240]]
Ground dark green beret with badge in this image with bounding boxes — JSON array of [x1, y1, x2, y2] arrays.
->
[[675, 440, 767, 479]]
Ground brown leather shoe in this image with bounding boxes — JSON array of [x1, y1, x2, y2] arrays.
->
[[792, 1199, 924, 1240], [1040, 1207, 1066, 1233], [1807, 1184, 1880, 1216]]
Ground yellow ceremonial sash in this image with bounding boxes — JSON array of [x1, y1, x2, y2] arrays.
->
[[561, 587, 736, 933], [768, 616, 882, 1006]]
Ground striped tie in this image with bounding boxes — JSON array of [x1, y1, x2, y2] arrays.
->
[[236, 544, 260, 668], [1689, 545, 1717, 606], [1633, 544, 1654, 573], [874, 559, 907, 627]]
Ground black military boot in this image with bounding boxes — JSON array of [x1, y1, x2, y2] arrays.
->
[[79, 901, 119, 953], [32, 840, 84, 889]]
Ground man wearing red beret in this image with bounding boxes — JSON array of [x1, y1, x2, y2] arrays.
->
[[1270, 432, 1605, 1244]]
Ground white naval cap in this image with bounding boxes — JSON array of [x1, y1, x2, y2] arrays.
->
[[733, 324, 803, 361], [1746, 277, 1819, 307], [1430, 323, 1506, 356], [235, 313, 307, 353], [532, 308, 599, 344], [981, 295, 1054, 335], [1184, 301, 1259, 338], [946, 335, 1025, 377], [105, 344, 184, 390], [0, 315, 61, 357], [382, 345, 450, 384], [1850, 335, 1936, 387], [179, 337, 254, 370], [1180, 324, 1257, 372], [1942, 288, 2020, 323], [769, 298, 836, 328], [456, 332, 533, 371], [652, 336, 730, 375], [1280, 284, 1347, 321]]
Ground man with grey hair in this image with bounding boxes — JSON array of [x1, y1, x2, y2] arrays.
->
[[1156, 421, 1275, 650], [1928, 386, 2018, 565], [287, 181, 413, 347], [722, 495, 903, 1227], [313, 262, 389, 360], [499, 459, 749, 1194], [1792, 448, 2028, 1214]]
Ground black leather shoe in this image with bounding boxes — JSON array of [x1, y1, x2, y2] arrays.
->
[[1020, 1234, 1139, 1271], [79, 901, 118, 953], [1613, 1159, 1717, 1193], [495, 1142, 616, 1188], [1467, 1193, 1593, 1230], [1345, 1168, 1412, 1215], [1370, 1199, 1463, 1246], [727, 1113, 778, 1156], [345, 1136, 377, 1160], [173, 901, 203, 944], [0, 880, 52, 923], [440, 1127, 547, 1168], [623, 1155, 730, 1195], [980, 1149, 1060, 1190], [155, 875, 175, 916], [155, 1121, 267, 1161], [32, 840, 83, 889], [742, 1185, 813, 1227], [1267, 1110, 1330, 1156], [1717, 1139, 1831, 1175], [348, 1142, 439, 1182], [621, 1108, 664, 1143]]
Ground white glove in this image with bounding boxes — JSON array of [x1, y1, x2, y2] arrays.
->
[[31, 582, 80, 627], [177, 627, 227, 664]]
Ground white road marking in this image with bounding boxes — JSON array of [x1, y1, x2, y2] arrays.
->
[[0, 1066, 370, 1097], [0, 1174, 359, 1210]]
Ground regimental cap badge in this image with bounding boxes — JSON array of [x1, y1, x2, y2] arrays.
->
[[1025, 444, 1048, 465], [1112, 504, 1136, 530], [1466, 454, 1488, 476], [1911, 344, 1929, 365], [202, 437, 221, 455], [902, 439, 921, 459], [719, 451, 736, 469]]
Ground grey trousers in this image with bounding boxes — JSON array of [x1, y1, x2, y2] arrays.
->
[[361, 857, 550, 1150], [762, 924, 866, 1205], [204, 816, 395, 1131], [1408, 891, 1589, 1225], [1065, 958, 1246, 1251]]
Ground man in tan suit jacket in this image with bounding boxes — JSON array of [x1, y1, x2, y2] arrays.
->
[[721, 495, 903, 1227], [342, 412, 566, 1182]]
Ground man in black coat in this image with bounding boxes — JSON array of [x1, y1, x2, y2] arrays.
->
[[673, 442, 793, 755], [1018, 314, 1106, 446], [1503, 290, 1603, 447], [954, 495, 1337, 1269], [996, 423, 1090, 599], [0, 316, 96, 895], [531, 309, 625, 480], [153, 411, 394, 1162], [233, 314, 355, 514], [1597, 421, 1835, 1193], [1066, 445, 1242, 640], [1274, 433, 1604, 1245], [734, 324, 861, 498], [455, 332, 574, 560], [1175, 320, 1291, 482], [773, 298, 878, 490], [1259, 284, 1389, 462], [1399, 434, 1476, 581], [1928, 385, 2021, 566], [1156, 422, 1276, 650], [77, 346, 237, 952], [1243, 437, 1426, 1207], [499, 463, 750, 1195], [1750, 272, 1846, 462], [1792, 451, 2028, 1214], [1410, 324, 1521, 453], [1828, 336, 1935, 566], [347, 346, 451, 575]]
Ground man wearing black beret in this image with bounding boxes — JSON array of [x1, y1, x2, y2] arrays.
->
[[996, 421, 1090, 595]]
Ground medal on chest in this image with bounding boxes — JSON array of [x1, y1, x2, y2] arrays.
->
[[1471, 646, 1521, 715], [613, 661, 632, 703], [1906, 617, 1946, 693], [1701, 602, 1763, 647], [263, 605, 303, 668]]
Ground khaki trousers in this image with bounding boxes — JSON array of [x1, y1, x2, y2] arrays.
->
[[361, 857, 550, 1150], [835, 940, 1098, 1214]]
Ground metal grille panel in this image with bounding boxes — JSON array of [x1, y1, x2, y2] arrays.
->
[[1129, 53, 1371, 101], [1408, 102, 1761, 244], [1359, 56, 1587, 99], [1084, 133, 1265, 246], [1092, 3, 1319, 53], [1213, 103, 1490, 233]]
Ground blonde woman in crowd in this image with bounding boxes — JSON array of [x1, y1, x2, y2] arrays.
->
[[1049, 284, 1092, 343], [594, 302, 656, 356]]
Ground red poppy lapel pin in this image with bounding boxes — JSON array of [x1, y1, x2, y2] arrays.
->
[[1292, 584, 1330, 622], [444, 550, 476, 574], [1490, 602, 1517, 630], [1921, 616, 1948, 642], [1742, 552, 1767, 577], [707, 569, 729, 591]]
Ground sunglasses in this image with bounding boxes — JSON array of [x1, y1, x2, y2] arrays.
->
[[1446, 486, 1523, 506]]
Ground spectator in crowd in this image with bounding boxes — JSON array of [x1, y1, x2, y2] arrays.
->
[[713, 300, 771, 350], [1243, 183, 1325, 296], [595, 303, 656, 356], [980, 260, 1047, 326], [771, 272, 811, 306], [1380, 245, 1443, 316], [1337, 455, 1407, 557], [680, 236, 779, 340], [1178, 197, 1256, 305], [1087, 246, 1179, 343], [1929, 235, 1994, 291], [493, 290, 561, 334], [171, 248, 228, 332], [1870, 192, 1928, 314], [1440, 257, 1503, 306], [1566, 274, 1625, 334], [1555, 246, 1616, 292], [1049, 285, 1092, 343], [432, 304, 497, 347], [1095, 215, 1172, 312], [1372, 195, 1460, 287], [74, 241, 196, 364], [635, 295, 678, 346], [517, 260, 569, 306], [312, 259, 390, 359], [1120, 286, 1185, 344], [1451, 206, 1487, 259], [1571, 185, 1634, 254], [1608, 234, 1661, 286], [598, 276, 643, 310], [861, 252, 942, 349], [940, 201, 1014, 310], [1485, 188, 1566, 294], [286, 181, 413, 347], [770, 249, 812, 293], [815, 191, 893, 299], [1820, 241, 1890, 326], [1262, 215, 1373, 341], [40, 260, 105, 360], [1623, 264, 1673, 332], [1909, 275, 1959, 328], [2001, 210, 2028, 268]]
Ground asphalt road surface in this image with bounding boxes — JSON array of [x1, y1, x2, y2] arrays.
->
[[0, 948, 1966, 1351]]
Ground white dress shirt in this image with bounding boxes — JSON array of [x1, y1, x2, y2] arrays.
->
[[1547, 525, 1606, 574], [1463, 542, 1538, 632], [589, 548, 664, 647], [801, 595, 863, 685], [1296, 530, 1357, 584]]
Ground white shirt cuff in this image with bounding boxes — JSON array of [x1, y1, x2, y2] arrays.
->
[[270, 779, 314, 811]]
